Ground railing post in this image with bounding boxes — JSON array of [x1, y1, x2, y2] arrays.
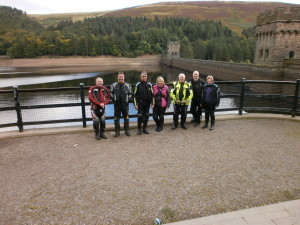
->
[[292, 79, 300, 117], [239, 78, 246, 115], [80, 83, 87, 127], [13, 86, 23, 132]]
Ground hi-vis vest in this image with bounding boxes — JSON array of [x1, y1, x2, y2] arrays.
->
[[170, 81, 193, 105]]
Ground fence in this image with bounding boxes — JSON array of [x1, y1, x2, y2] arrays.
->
[[0, 79, 299, 132]]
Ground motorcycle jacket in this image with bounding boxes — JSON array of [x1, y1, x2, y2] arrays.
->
[[88, 85, 110, 111], [188, 78, 205, 102], [153, 84, 171, 108], [110, 82, 132, 104], [170, 81, 193, 105], [133, 81, 154, 106], [202, 83, 220, 106]]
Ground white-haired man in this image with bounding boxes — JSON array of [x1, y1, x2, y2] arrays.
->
[[170, 73, 193, 130]]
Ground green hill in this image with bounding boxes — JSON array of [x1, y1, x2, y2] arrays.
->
[[0, 6, 44, 34], [29, 1, 298, 33]]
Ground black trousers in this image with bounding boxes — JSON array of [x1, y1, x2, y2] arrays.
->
[[203, 103, 216, 124], [190, 100, 202, 123], [153, 105, 166, 126], [173, 104, 188, 126], [114, 103, 129, 121], [137, 102, 150, 124]]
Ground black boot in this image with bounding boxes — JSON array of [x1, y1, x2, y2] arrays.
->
[[157, 119, 163, 132], [154, 120, 159, 132], [155, 123, 160, 132], [181, 123, 187, 129], [124, 119, 131, 136], [202, 117, 209, 129], [137, 121, 142, 135], [153, 117, 160, 132], [210, 117, 215, 130], [172, 122, 178, 130], [100, 128, 107, 139], [93, 123, 101, 140], [114, 121, 120, 137], [100, 119, 107, 139], [143, 122, 149, 134], [194, 116, 201, 126]]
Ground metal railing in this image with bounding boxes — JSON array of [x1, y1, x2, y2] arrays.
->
[[0, 79, 299, 132]]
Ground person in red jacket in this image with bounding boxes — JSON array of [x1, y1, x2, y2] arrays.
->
[[88, 77, 110, 140]]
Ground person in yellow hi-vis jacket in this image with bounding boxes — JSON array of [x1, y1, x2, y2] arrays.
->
[[170, 73, 193, 130]]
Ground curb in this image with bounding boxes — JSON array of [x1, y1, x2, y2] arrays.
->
[[0, 113, 299, 140]]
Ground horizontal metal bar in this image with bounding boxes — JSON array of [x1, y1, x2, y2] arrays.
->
[[244, 80, 296, 84], [244, 107, 292, 112], [0, 90, 13, 94], [0, 123, 17, 128], [23, 119, 83, 126], [244, 94, 295, 98], [18, 87, 81, 92], [0, 106, 16, 111], [20, 103, 82, 109]]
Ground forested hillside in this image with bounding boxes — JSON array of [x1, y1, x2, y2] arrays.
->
[[0, 6, 44, 34], [31, 1, 297, 33], [0, 6, 254, 62]]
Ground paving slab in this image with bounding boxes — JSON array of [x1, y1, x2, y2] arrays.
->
[[165, 199, 300, 225]]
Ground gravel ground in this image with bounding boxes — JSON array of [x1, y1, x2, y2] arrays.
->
[[0, 119, 299, 225]]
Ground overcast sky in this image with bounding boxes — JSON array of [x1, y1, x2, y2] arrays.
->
[[1, 0, 299, 14]]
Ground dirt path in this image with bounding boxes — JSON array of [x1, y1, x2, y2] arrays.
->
[[0, 119, 299, 224]]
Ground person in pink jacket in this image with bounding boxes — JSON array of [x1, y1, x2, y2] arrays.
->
[[152, 76, 171, 132]]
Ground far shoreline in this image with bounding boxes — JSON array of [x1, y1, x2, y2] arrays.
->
[[0, 55, 162, 74]]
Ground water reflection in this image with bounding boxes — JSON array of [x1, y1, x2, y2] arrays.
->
[[0, 73, 99, 89]]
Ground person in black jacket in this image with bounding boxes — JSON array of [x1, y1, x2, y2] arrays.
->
[[133, 71, 154, 135], [201, 75, 220, 130], [110, 72, 132, 137], [188, 71, 205, 126]]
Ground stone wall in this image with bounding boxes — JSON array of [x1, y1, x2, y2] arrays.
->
[[163, 58, 300, 97], [162, 58, 288, 81], [256, 7, 300, 26], [254, 7, 300, 66]]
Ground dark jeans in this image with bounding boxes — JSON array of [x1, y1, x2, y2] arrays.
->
[[137, 102, 150, 124], [203, 103, 216, 124], [114, 103, 129, 121], [190, 100, 202, 123], [153, 106, 166, 126], [173, 104, 188, 126]]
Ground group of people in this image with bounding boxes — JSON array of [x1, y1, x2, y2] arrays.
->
[[88, 71, 220, 140]]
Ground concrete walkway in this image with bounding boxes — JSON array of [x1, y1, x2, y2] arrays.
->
[[0, 113, 299, 224], [165, 199, 300, 225]]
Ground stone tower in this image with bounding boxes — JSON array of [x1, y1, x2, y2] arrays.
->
[[167, 41, 180, 58], [254, 7, 300, 66]]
